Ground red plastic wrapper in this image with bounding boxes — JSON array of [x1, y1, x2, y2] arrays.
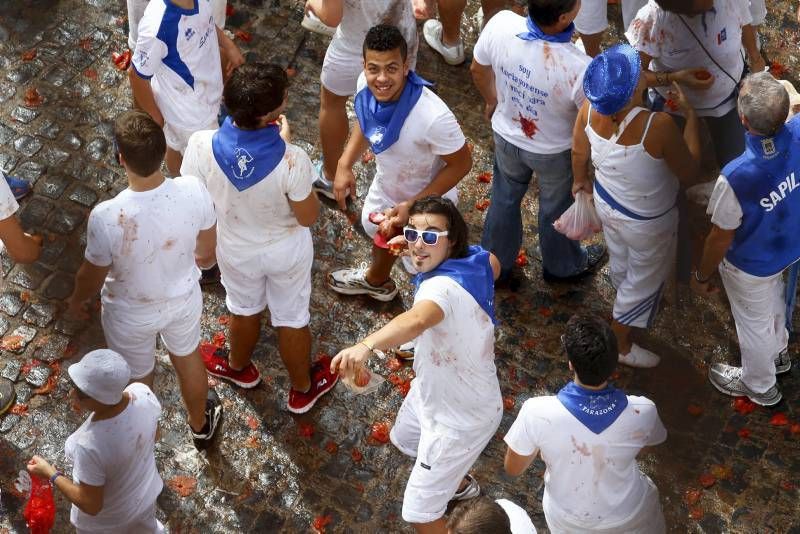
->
[[24, 474, 55, 534]]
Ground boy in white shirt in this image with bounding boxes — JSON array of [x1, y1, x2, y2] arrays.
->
[[471, 0, 605, 286], [304, 0, 418, 198], [67, 111, 222, 450], [126, 0, 227, 51], [504, 315, 667, 533], [129, 0, 243, 174], [329, 24, 472, 301], [181, 63, 339, 414], [27, 349, 164, 533]]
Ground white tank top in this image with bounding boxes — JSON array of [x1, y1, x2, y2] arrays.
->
[[585, 106, 679, 219]]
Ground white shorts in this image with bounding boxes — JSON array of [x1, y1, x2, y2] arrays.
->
[[101, 286, 203, 379], [360, 181, 457, 239], [218, 229, 313, 327], [390, 383, 501, 524], [574, 0, 647, 35], [321, 38, 418, 97], [163, 119, 218, 154]]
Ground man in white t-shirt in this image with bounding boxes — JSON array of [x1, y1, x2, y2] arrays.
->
[[181, 63, 339, 414], [129, 0, 243, 175], [67, 111, 222, 450], [126, 0, 227, 50], [304, 0, 418, 199], [27, 350, 164, 533], [332, 196, 503, 533], [447, 495, 537, 533], [471, 1, 605, 286], [692, 73, 796, 407], [574, 0, 647, 57], [505, 315, 667, 533], [626, 0, 764, 169], [329, 24, 472, 301]]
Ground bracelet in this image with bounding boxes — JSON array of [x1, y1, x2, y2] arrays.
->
[[655, 71, 672, 86], [49, 471, 63, 485], [693, 270, 712, 284], [359, 340, 375, 353]]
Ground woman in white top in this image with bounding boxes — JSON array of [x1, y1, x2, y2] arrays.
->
[[572, 44, 701, 368]]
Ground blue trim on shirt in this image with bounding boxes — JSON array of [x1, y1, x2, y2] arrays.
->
[[155, 2, 196, 89], [131, 62, 153, 80]]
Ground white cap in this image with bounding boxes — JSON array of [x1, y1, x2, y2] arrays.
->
[[67, 349, 131, 405]]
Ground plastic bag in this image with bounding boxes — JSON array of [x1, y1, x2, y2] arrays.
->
[[341, 364, 385, 395], [24, 474, 55, 534], [553, 191, 603, 241]]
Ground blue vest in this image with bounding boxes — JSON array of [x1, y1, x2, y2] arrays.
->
[[725, 116, 800, 277]]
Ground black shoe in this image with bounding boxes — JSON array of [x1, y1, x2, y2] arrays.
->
[[191, 389, 223, 450], [200, 265, 220, 286], [543, 244, 607, 283], [0, 379, 15, 416], [494, 272, 522, 292]]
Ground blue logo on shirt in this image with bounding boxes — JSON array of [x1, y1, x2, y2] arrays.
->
[[368, 126, 386, 146], [233, 147, 255, 179], [717, 27, 727, 45], [185, 28, 195, 40]]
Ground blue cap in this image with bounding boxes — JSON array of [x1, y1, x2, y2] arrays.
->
[[583, 44, 642, 116]]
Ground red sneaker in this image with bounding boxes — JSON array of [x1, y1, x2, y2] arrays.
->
[[287, 357, 339, 414], [200, 343, 261, 388]]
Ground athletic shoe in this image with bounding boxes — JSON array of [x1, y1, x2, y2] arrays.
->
[[451, 474, 480, 501], [708, 363, 782, 407], [200, 264, 220, 286], [775, 350, 791, 374], [6, 175, 30, 201], [0, 378, 15, 416], [618, 344, 660, 368], [423, 20, 465, 65], [191, 389, 224, 450], [287, 357, 339, 414], [542, 243, 607, 282], [312, 161, 336, 200], [394, 341, 415, 362], [328, 262, 398, 301], [301, 11, 336, 37], [203, 346, 261, 388]]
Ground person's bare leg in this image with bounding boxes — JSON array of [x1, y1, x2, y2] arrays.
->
[[366, 245, 398, 286], [438, 0, 468, 45], [479, 0, 507, 26], [319, 87, 350, 182], [229, 313, 262, 370], [277, 326, 312, 392], [130, 370, 155, 389], [169, 349, 208, 432], [165, 147, 183, 176], [579, 31, 604, 57], [612, 320, 632, 354], [412, 518, 447, 534]]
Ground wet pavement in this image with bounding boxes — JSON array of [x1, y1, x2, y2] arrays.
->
[[0, 0, 799, 532]]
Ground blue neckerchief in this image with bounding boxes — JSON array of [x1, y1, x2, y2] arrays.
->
[[211, 117, 286, 192], [413, 245, 497, 325], [556, 381, 629, 434], [354, 71, 433, 154], [516, 16, 574, 43]]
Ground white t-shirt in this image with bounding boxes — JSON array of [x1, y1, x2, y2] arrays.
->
[[626, 0, 751, 117], [473, 11, 590, 154], [707, 174, 743, 229], [356, 75, 466, 203], [181, 130, 314, 255], [132, 0, 223, 130], [412, 276, 502, 431], [330, 0, 417, 60], [64, 383, 163, 531], [504, 395, 667, 530], [85, 176, 216, 306], [496, 499, 537, 534], [0, 171, 19, 221]]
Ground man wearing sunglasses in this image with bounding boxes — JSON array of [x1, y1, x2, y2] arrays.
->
[[331, 196, 502, 533], [328, 24, 472, 302]]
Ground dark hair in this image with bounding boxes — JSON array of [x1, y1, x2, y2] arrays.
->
[[113, 110, 166, 177], [654, 0, 698, 15], [362, 24, 408, 61], [447, 496, 512, 534], [223, 62, 288, 129], [408, 195, 469, 259], [527, 0, 579, 27], [563, 315, 618, 386]]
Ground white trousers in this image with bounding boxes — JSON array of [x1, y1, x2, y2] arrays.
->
[[574, 0, 647, 35], [719, 259, 787, 393]]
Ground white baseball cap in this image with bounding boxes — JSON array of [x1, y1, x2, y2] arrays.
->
[[68, 349, 131, 405]]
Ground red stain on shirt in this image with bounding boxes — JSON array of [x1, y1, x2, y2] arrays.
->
[[518, 113, 538, 138]]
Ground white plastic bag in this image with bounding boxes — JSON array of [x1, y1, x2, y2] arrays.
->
[[553, 191, 603, 241]]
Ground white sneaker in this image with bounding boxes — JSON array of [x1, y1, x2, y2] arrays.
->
[[301, 11, 336, 37], [618, 344, 661, 368], [423, 19, 465, 65]]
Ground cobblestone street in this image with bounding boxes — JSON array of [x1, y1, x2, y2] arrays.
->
[[0, 0, 799, 532]]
